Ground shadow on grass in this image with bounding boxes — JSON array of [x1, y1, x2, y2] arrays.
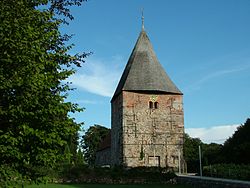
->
[[27, 183, 193, 188]]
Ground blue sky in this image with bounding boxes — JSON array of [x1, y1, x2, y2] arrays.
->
[[63, 0, 250, 143]]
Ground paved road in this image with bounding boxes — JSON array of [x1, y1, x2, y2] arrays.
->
[[177, 174, 250, 187]]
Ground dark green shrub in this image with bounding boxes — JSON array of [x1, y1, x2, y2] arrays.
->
[[58, 165, 176, 184], [0, 164, 23, 188], [60, 164, 89, 180], [203, 164, 250, 181], [112, 166, 176, 182]]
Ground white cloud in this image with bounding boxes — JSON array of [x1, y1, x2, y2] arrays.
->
[[196, 64, 250, 86], [185, 124, 240, 144], [68, 56, 124, 97], [186, 64, 250, 93], [184, 52, 250, 93], [76, 99, 103, 105]]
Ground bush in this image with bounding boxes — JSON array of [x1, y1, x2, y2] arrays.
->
[[59, 164, 90, 180], [0, 164, 177, 186], [124, 166, 176, 182], [203, 164, 250, 181], [0, 164, 64, 187], [59, 165, 176, 184], [0, 165, 24, 188]]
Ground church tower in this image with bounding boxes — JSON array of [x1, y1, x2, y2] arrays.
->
[[111, 24, 184, 169]]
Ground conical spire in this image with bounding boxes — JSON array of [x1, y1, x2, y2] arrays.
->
[[111, 30, 182, 101]]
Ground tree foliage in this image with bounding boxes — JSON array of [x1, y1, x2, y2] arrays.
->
[[202, 142, 222, 166], [183, 133, 222, 173], [222, 118, 250, 164], [81, 125, 110, 165], [183, 133, 202, 172], [184, 118, 250, 173], [0, 0, 88, 184], [76, 149, 85, 165]]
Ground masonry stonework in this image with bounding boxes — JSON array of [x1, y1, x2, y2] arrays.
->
[[110, 93, 123, 166], [111, 91, 184, 169]]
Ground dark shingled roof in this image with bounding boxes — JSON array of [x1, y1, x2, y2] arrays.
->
[[112, 30, 182, 101]]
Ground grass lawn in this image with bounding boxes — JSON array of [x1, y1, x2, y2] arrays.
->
[[26, 184, 192, 188]]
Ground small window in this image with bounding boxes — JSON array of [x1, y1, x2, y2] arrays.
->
[[149, 101, 153, 109], [154, 102, 158, 109], [149, 101, 159, 109]]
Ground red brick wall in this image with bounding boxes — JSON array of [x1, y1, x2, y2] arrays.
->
[[121, 91, 184, 168]]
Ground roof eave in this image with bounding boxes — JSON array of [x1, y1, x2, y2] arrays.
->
[[111, 89, 183, 103]]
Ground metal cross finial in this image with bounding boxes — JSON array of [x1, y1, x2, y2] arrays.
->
[[141, 8, 145, 30]]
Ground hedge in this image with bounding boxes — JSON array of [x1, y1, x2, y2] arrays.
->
[[203, 164, 250, 181]]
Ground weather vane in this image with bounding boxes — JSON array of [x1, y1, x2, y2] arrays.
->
[[141, 8, 145, 30]]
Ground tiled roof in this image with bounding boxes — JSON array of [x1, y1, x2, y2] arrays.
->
[[112, 30, 182, 101]]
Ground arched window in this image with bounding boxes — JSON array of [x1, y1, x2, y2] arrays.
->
[[154, 102, 158, 109], [149, 101, 153, 109]]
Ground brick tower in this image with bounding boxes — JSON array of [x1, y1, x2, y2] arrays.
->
[[110, 27, 184, 169]]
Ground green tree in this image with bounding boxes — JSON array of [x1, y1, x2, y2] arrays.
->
[[0, 0, 88, 184], [202, 142, 222, 166], [81, 125, 110, 165], [76, 149, 85, 165], [183, 133, 203, 173], [67, 132, 80, 165], [222, 118, 250, 164]]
